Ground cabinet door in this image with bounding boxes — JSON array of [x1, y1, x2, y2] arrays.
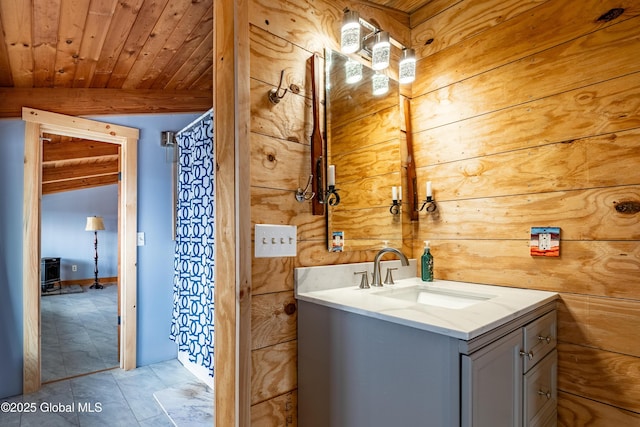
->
[[524, 350, 557, 427], [462, 328, 523, 427]]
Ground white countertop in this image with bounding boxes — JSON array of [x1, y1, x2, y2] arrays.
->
[[295, 262, 558, 340]]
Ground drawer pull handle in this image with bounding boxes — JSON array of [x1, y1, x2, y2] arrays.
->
[[520, 350, 534, 360], [537, 335, 551, 344], [537, 389, 551, 400]]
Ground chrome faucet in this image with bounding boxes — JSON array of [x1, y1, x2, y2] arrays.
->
[[371, 247, 409, 287]]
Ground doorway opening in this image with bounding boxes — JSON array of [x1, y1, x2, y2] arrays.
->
[[40, 186, 119, 382], [22, 107, 139, 393]]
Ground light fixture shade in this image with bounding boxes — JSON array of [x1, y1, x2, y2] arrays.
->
[[341, 10, 360, 54], [345, 58, 363, 84], [85, 216, 105, 231], [371, 31, 390, 70], [399, 48, 416, 84], [372, 73, 389, 96]]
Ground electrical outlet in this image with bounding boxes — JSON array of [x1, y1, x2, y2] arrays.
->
[[538, 233, 551, 250], [530, 227, 560, 257], [72, 265, 77, 272]]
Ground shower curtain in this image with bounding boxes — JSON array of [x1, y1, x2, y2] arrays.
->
[[169, 110, 215, 377]]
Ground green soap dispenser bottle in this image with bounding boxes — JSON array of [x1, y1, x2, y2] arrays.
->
[[421, 241, 434, 282]]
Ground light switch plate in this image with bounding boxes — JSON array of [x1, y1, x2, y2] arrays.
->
[[530, 227, 560, 257], [255, 224, 297, 258], [137, 232, 145, 246]]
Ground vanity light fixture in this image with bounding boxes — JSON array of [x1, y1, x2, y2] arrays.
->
[[390, 186, 401, 215], [340, 9, 417, 85], [372, 72, 389, 96], [419, 181, 437, 213], [371, 31, 390, 70], [345, 58, 363, 84], [341, 10, 361, 54], [399, 48, 416, 84]]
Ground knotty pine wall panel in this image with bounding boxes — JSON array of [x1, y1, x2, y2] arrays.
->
[[412, 0, 639, 95], [412, 16, 640, 130], [251, 391, 298, 426], [558, 294, 640, 357], [411, 0, 640, 423], [413, 187, 640, 241], [558, 391, 640, 426], [558, 343, 640, 412], [419, 240, 639, 298], [251, 340, 297, 405], [411, 0, 544, 55], [412, 74, 640, 166], [251, 292, 297, 350], [248, 0, 411, 423]]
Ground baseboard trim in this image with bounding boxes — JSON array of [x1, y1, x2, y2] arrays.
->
[[60, 277, 118, 286]]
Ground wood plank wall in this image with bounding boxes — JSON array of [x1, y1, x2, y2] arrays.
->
[[410, 0, 640, 425], [248, 0, 410, 424]]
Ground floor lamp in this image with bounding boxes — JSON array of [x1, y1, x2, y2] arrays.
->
[[85, 216, 105, 289]]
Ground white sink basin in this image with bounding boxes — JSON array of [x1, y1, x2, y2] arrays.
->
[[374, 285, 495, 309]]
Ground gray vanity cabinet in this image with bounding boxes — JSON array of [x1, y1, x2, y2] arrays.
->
[[461, 328, 524, 426], [298, 300, 557, 427], [461, 311, 557, 427]]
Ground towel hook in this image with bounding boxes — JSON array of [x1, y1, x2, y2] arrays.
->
[[268, 70, 288, 104]]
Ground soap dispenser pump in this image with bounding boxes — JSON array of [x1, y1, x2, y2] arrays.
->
[[421, 241, 433, 282]]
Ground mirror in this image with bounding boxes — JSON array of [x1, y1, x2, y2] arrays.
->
[[325, 48, 403, 252]]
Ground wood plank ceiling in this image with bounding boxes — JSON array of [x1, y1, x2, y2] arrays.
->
[[1, 0, 423, 194], [42, 134, 120, 195], [0, 0, 214, 90], [0, 0, 214, 194]]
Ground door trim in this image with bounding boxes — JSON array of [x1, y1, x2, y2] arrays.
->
[[22, 107, 139, 393]]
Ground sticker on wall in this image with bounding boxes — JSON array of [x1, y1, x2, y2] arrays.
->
[[331, 231, 344, 252], [530, 227, 560, 257]]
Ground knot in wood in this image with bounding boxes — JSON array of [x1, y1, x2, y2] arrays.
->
[[284, 303, 296, 315], [597, 8, 624, 22], [614, 200, 640, 214], [267, 153, 276, 162]]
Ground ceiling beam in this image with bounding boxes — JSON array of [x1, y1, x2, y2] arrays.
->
[[42, 156, 119, 183], [42, 174, 119, 195], [43, 135, 120, 161], [0, 87, 212, 118]]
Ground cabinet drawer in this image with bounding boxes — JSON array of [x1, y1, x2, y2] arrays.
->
[[524, 350, 557, 427], [523, 311, 556, 371]]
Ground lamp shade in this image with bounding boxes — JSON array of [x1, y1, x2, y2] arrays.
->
[[341, 10, 361, 54], [372, 73, 389, 96], [85, 216, 105, 231], [371, 31, 390, 70], [399, 48, 416, 84], [345, 58, 363, 84]]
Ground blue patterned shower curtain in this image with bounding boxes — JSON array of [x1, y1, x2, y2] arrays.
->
[[170, 111, 215, 377]]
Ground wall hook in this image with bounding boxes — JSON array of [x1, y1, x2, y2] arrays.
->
[[295, 175, 315, 202], [268, 70, 288, 104]]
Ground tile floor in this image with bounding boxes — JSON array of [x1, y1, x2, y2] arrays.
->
[[1, 283, 214, 426], [41, 283, 119, 383], [0, 359, 207, 426]]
